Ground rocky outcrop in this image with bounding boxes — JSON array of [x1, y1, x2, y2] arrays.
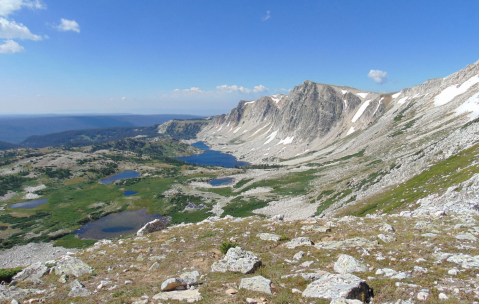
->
[[12, 262, 47, 283], [137, 218, 167, 236], [211, 247, 261, 274], [302, 273, 373, 302], [239, 276, 272, 294], [333, 254, 369, 274], [54, 255, 92, 277]]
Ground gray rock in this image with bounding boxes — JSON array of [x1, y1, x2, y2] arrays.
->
[[54, 255, 92, 277], [378, 234, 396, 243], [161, 278, 184, 291], [12, 262, 47, 283], [68, 280, 91, 297], [302, 273, 373, 302], [281, 272, 328, 281], [421, 233, 437, 237], [446, 253, 479, 268], [302, 225, 331, 233], [239, 275, 272, 295], [379, 223, 395, 232], [152, 290, 203, 302], [333, 254, 368, 274], [455, 233, 478, 241], [137, 219, 167, 236], [330, 299, 363, 304], [0, 284, 46, 301], [271, 214, 284, 221], [257, 233, 281, 241], [293, 251, 304, 260], [314, 237, 378, 250], [178, 271, 200, 286], [285, 237, 313, 249], [211, 247, 261, 274]]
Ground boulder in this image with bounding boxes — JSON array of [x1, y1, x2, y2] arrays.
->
[[178, 271, 200, 286], [271, 214, 284, 221], [285, 237, 313, 249], [137, 219, 166, 236], [378, 234, 396, 243], [257, 233, 281, 241], [152, 290, 203, 302], [302, 273, 373, 302], [211, 247, 261, 274], [455, 233, 478, 241], [239, 276, 272, 295], [293, 251, 304, 260], [333, 254, 368, 274], [301, 225, 331, 233], [446, 254, 479, 268], [379, 223, 395, 232], [330, 299, 363, 304], [12, 262, 47, 283], [54, 256, 92, 278], [68, 280, 91, 297], [161, 278, 184, 291], [314, 237, 378, 250]]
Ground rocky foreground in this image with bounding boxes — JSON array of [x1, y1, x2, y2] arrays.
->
[[1, 211, 479, 304]]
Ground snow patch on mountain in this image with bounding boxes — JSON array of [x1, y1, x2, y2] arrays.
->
[[352, 100, 372, 122], [356, 92, 369, 98], [456, 91, 479, 120], [434, 74, 479, 106], [264, 131, 278, 145]]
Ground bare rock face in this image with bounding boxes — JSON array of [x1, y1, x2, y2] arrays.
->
[[211, 247, 261, 274], [302, 273, 373, 303]]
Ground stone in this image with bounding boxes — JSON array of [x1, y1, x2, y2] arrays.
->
[[446, 253, 479, 268], [68, 280, 91, 297], [333, 254, 368, 274], [225, 288, 238, 294], [132, 300, 148, 304], [54, 255, 92, 278], [292, 288, 302, 294], [246, 298, 258, 304], [293, 251, 304, 260], [301, 225, 331, 233], [178, 271, 200, 286], [314, 237, 378, 250], [302, 273, 373, 302], [152, 290, 203, 303], [161, 278, 184, 291], [455, 233, 478, 241], [378, 234, 396, 243], [421, 233, 437, 237], [137, 219, 166, 236], [379, 223, 395, 232], [330, 299, 363, 304], [239, 276, 272, 295], [211, 247, 261, 274], [300, 261, 314, 267], [58, 274, 68, 283], [257, 233, 281, 241], [438, 292, 449, 300], [271, 214, 284, 221], [12, 262, 47, 283], [417, 291, 429, 301], [149, 262, 160, 270], [448, 268, 459, 275], [285, 237, 313, 249]]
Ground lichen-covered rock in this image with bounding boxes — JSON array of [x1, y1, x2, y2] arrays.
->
[[211, 247, 261, 274], [301, 225, 331, 233], [446, 253, 479, 268], [333, 254, 368, 274], [239, 276, 272, 295], [0, 284, 46, 301], [379, 223, 395, 232], [152, 290, 203, 302], [314, 237, 378, 250], [257, 233, 281, 241], [54, 256, 92, 277], [12, 262, 47, 283], [378, 234, 396, 243], [68, 280, 91, 297], [178, 271, 200, 286], [285, 237, 313, 249], [137, 219, 167, 236], [302, 273, 373, 302]]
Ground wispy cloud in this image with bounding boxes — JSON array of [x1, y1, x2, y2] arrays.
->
[[0, 39, 23, 53], [217, 84, 251, 94], [0, 17, 42, 40], [253, 85, 268, 93], [0, 0, 45, 17], [262, 10, 271, 21], [172, 84, 270, 96], [368, 69, 388, 84], [56, 18, 80, 33]]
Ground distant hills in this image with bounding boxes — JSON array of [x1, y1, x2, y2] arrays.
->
[[0, 114, 203, 144]]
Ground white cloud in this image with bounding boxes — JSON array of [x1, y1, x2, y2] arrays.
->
[[217, 84, 251, 93], [0, 38, 23, 53], [0, 0, 45, 17], [184, 87, 202, 93], [368, 69, 388, 84], [280, 88, 291, 93], [122, 96, 126, 100], [262, 10, 271, 21], [56, 18, 80, 33], [0, 17, 42, 40], [253, 85, 268, 93]]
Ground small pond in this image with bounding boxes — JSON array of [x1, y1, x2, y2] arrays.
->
[[9, 198, 48, 209], [73, 208, 166, 240], [176, 142, 249, 168], [209, 177, 234, 186], [99, 171, 141, 184], [124, 191, 138, 196]]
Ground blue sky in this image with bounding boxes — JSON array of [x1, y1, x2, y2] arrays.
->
[[1, 0, 479, 115]]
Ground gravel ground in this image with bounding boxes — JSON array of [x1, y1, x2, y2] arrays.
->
[[0, 242, 77, 268]]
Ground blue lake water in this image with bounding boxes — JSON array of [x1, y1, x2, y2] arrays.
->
[[177, 142, 250, 167], [73, 208, 165, 240], [209, 178, 234, 186], [124, 191, 138, 196], [99, 171, 141, 184], [9, 198, 48, 209]]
